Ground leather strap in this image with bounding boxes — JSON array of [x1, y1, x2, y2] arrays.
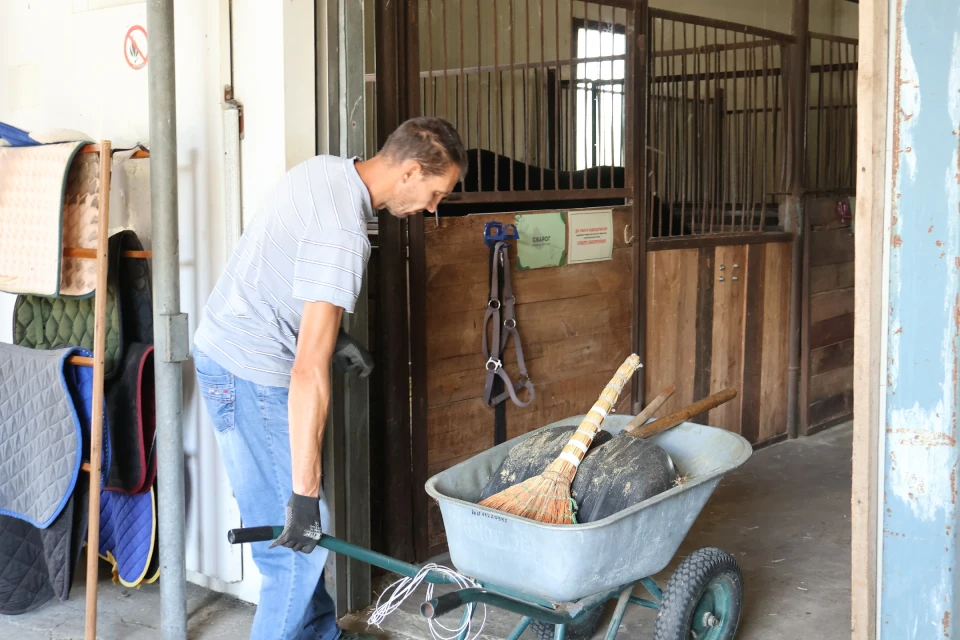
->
[[482, 241, 534, 410]]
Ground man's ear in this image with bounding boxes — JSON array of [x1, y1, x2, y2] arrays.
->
[[401, 160, 423, 183]]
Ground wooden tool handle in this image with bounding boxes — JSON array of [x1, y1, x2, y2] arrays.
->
[[623, 385, 676, 432], [625, 388, 738, 439]]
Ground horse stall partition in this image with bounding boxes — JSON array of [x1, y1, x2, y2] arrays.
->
[[800, 194, 855, 435], [424, 207, 635, 554], [807, 33, 859, 193], [646, 10, 793, 239]]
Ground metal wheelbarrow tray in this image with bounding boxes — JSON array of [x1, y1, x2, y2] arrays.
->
[[426, 414, 753, 603]]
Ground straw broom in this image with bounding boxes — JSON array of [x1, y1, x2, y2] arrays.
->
[[478, 354, 642, 524]]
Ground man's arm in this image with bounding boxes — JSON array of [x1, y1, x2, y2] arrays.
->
[[289, 300, 343, 497]]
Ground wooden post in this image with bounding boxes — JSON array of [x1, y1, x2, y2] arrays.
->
[[852, 0, 887, 636], [783, 0, 808, 439], [84, 141, 112, 640], [374, 0, 416, 563]]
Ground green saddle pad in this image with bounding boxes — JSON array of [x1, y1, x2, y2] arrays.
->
[[14, 285, 122, 378]]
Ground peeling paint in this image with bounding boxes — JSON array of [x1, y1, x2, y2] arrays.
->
[[894, 235, 904, 247], [946, 611, 952, 637]]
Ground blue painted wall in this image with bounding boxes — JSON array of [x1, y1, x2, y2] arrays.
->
[[881, 0, 960, 637]]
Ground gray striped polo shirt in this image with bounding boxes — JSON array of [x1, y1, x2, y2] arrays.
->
[[194, 154, 375, 387]]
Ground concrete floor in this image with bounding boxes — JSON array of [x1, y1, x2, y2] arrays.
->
[[0, 423, 851, 639]]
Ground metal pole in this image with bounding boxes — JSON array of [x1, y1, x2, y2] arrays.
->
[[146, 1, 190, 637]]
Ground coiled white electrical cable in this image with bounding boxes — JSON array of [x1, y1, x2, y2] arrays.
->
[[368, 563, 487, 640]]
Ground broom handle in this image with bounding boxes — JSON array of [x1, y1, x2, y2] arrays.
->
[[624, 388, 738, 439], [557, 354, 642, 471], [623, 385, 676, 432]]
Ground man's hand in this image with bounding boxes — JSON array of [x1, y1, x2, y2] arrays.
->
[[269, 493, 323, 553], [333, 328, 374, 378]]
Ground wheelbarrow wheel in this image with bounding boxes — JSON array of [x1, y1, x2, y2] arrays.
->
[[529, 605, 604, 640], [654, 547, 743, 640]]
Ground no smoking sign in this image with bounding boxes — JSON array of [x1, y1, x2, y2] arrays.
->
[[124, 25, 147, 70]]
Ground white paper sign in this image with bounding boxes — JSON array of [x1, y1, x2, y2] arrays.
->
[[567, 209, 614, 264]]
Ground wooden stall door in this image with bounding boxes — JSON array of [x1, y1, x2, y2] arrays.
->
[[645, 240, 792, 445]]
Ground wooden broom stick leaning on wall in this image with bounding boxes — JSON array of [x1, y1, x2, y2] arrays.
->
[[625, 388, 738, 439], [479, 354, 643, 524]]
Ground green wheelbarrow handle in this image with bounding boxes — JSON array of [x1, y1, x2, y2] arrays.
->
[[227, 526, 449, 583]]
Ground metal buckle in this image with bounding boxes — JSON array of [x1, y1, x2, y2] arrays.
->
[[503, 318, 517, 330], [486, 357, 502, 372], [488, 299, 501, 310]]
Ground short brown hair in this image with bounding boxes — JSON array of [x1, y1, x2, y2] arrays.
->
[[380, 117, 468, 181]]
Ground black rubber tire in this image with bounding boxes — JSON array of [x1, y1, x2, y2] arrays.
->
[[529, 605, 605, 640], [654, 548, 743, 640]]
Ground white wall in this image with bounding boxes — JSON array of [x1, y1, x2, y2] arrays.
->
[[0, 0, 317, 605]]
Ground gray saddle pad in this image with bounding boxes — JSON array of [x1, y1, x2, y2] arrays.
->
[[0, 344, 90, 528]]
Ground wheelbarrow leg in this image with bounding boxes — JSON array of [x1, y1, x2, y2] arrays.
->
[[506, 617, 533, 640], [454, 603, 474, 640], [554, 624, 567, 640], [603, 585, 635, 640]]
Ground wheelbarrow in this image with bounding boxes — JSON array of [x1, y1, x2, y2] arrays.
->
[[229, 414, 753, 639]]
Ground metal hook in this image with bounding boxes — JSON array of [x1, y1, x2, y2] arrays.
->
[[624, 224, 635, 244]]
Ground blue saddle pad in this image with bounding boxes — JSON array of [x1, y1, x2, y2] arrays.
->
[[98, 487, 156, 587]]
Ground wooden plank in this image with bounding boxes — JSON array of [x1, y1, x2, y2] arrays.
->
[[427, 328, 631, 406], [852, 0, 888, 633], [644, 249, 699, 418], [708, 245, 746, 432], [810, 287, 855, 324], [505, 370, 632, 440], [809, 365, 854, 404], [647, 232, 793, 252], [810, 312, 855, 349], [810, 261, 855, 294], [424, 208, 632, 268], [740, 244, 766, 443], [809, 389, 854, 428], [811, 339, 855, 376], [759, 240, 792, 441], [809, 227, 856, 267], [426, 291, 631, 362], [807, 196, 853, 231], [692, 248, 716, 421], [427, 370, 629, 469], [427, 398, 493, 464], [427, 247, 632, 313]]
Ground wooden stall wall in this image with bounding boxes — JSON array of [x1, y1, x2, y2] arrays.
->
[[644, 239, 792, 445], [801, 195, 855, 434], [424, 207, 634, 553]]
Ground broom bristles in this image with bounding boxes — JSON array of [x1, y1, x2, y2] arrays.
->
[[477, 470, 577, 524]]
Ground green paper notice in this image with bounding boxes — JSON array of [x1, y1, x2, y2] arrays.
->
[[516, 212, 567, 270]]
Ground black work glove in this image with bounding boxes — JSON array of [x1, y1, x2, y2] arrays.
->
[[333, 328, 374, 378], [269, 493, 323, 553]]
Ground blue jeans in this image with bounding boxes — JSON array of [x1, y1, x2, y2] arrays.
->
[[193, 349, 340, 640]]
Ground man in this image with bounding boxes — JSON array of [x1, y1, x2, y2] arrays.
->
[[193, 117, 467, 639]]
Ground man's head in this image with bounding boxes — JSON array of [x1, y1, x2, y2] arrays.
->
[[375, 117, 467, 218]]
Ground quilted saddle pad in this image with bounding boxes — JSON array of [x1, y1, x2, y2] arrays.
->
[[0, 142, 85, 297], [106, 343, 157, 494], [59, 151, 101, 298], [13, 285, 122, 377], [0, 469, 90, 615], [0, 345, 85, 528], [13, 230, 154, 380], [98, 486, 156, 588]]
